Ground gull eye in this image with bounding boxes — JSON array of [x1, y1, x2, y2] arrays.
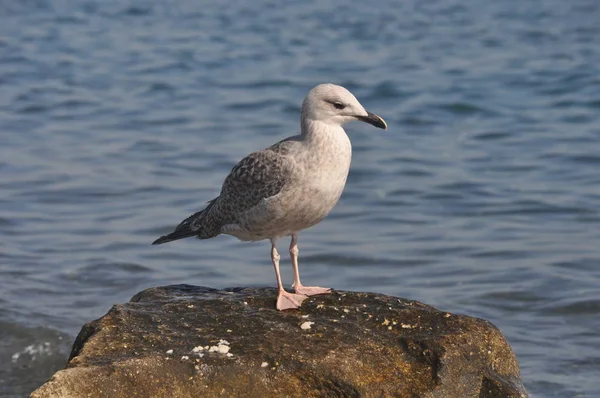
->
[[333, 102, 346, 110]]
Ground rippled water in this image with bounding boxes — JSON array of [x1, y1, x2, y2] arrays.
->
[[1, 0, 600, 396]]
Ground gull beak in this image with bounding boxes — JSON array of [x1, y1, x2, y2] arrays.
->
[[357, 111, 387, 130]]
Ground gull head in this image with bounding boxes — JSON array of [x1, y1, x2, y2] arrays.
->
[[301, 83, 387, 130]]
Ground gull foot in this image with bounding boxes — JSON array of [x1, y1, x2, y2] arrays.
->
[[294, 286, 332, 296], [276, 291, 308, 311]]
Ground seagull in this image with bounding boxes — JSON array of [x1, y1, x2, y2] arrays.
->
[[152, 83, 387, 310]]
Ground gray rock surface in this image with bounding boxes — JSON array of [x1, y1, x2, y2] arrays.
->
[[32, 285, 528, 398]]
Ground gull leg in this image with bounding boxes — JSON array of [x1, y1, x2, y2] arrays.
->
[[290, 234, 331, 296], [271, 239, 307, 310]]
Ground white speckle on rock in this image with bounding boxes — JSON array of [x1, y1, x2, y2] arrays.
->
[[343, 308, 350, 313], [261, 362, 269, 368], [181, 356, 189, 360], [301, 314, 309, 318], [300, 321, 314, 330], [207, 340, 231, 355], [166, 349, 173, 355], [226, 353, 233, 357], [192, 346, 204, 353], [401, 323, 413, 329]]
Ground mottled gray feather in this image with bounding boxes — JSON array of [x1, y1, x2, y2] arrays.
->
[[156, 138, 298, 242]]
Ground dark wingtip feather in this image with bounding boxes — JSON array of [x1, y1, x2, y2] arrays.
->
[[151, 230, 196, 245], [152, 199, 218, 246], [151, 236, 169, 245]]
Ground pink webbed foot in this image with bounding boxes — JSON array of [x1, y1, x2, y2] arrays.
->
[[276, 290, 308, 311], [294, 285, 332, 296]]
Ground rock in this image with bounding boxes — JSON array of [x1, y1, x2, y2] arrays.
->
[[32, 285, 528, 398]]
